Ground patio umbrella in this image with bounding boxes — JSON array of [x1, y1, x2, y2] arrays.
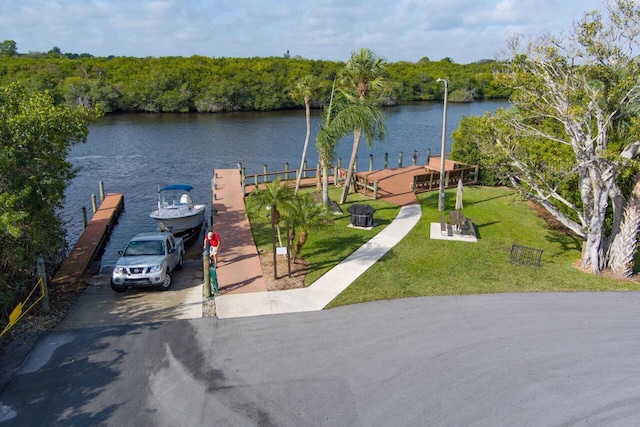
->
[[455, 179, 464, 210]]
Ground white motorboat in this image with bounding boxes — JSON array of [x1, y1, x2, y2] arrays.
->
[[149, 184, 206, 236]]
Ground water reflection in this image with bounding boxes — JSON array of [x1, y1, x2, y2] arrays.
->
[[64, 100, 510, 269]]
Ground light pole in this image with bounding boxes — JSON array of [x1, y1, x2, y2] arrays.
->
[[436, 78, 448, 212]]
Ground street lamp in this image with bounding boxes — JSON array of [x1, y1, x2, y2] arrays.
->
[[436, 78, 448, 212]]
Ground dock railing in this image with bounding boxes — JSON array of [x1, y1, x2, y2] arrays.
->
[[241, 163, 338, 195], [411, 163, 479, 194]]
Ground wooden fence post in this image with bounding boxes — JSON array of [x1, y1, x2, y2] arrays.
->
[[81, 206, 88, 229], [203, 252, 211, 298], [36, 258, 49, 315]]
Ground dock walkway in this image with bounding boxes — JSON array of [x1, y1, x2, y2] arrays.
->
[[212, 169, 267, 295], [52, 193, 124, 285]]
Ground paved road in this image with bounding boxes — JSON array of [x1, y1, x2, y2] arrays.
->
[[2, 292, 640, 426]]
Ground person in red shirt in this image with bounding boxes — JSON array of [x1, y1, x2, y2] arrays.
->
[[203, 229, 221, 267]]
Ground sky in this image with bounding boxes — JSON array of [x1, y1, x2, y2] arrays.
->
[[0, 0, 606, 64]]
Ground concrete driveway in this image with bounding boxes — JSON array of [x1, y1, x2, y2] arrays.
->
[[59, 257, 204, 329], [2, 292, 640, 426]]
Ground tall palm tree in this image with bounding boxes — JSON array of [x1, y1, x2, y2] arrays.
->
[[290, 75, 321, 195], [338, 48, 388, 204], [316, 78, 339, 206]]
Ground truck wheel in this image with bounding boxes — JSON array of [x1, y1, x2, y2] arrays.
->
[[160, 271, 172, 290], [111, 282, 129, 293], [176, 253, 184, 270]]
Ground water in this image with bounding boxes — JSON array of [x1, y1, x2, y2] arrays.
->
[[63, 100, 510, 269]]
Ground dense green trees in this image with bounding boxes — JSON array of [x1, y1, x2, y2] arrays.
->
[[0, 83, 100, 316], [0, 46, 507, 114]]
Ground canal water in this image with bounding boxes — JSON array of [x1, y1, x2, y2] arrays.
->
[[63, 100, 510, 270]]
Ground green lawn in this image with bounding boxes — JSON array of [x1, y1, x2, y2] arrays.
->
[[249, 185, 640, 309]]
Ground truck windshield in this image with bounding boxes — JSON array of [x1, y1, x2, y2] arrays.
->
[[124, 240, 164, 256]]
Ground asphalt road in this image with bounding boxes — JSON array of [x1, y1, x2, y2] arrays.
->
[[1, 292, 640, 426]]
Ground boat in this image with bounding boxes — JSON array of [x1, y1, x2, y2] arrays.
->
[[149, 184, 206, 236]]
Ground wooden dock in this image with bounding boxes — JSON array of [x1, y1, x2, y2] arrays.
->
[[212, 169, 268, 295], [52, 193, 124, 285]]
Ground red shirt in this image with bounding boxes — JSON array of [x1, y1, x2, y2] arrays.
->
[[206, 232, 220, 247]]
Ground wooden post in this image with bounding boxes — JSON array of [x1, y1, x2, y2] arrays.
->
[[91, 194, 97, 214], [254, 174, 258, 188], [36, 258, 49, 315], [364, 177, 368, 196], [271, 205, 277, 280], [426, 149, 431, 166], [316, 164, 321, 191], [474, 165, 479, 183], [286, 220, 291, 278], [398, 151, 403, 168], [384, 152, 388, 169], [99, 181, 105, 201], [369, 154, 373, 171], [263, 164, 268, 183], [284, 162, 289, 180], [303, 160, 308, 178], [373, 181, 378, 199], [81, 206, 88, 229], [203, 252, 211, 298], [412, 150, 418, 166]]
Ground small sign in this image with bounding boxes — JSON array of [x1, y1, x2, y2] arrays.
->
[[276, 246, 288, 255]]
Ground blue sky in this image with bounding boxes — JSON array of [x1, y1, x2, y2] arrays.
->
[[0, 0, 605, 63]]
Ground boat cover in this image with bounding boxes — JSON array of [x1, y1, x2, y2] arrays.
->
[[159, 184, 193, 192]]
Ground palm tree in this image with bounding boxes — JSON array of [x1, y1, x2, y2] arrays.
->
[[338, 48, 388, 204], [285, 194, 332, 259], [316, 78, 339, 206], [247, 179, 295, 278], [315, 77, 386, 207], [290, 75, 322, 195]]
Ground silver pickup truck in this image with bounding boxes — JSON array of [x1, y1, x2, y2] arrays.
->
[[111, 232, 184, 293]]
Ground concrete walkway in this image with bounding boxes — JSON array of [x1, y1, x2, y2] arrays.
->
[[214, 203, 422, 318]]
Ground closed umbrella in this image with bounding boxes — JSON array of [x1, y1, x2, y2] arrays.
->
[[455, 179, 464, 210]]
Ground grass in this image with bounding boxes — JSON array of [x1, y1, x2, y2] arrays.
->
[[248, 187, 401, 284], [249, 185, 640, 309]]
